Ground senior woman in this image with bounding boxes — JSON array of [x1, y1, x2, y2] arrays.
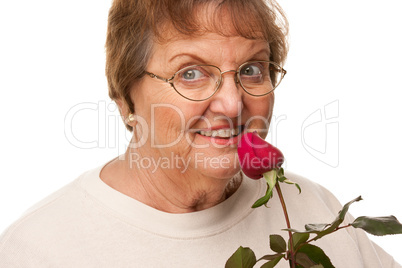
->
[[0, 0, 400, 267]]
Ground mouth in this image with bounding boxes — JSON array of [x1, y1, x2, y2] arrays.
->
[[195, 125, 245, 139]]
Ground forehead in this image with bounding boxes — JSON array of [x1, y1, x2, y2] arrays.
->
[[149, 4, 270, 68], [154, 1, 269, 44], [152, 33, 270, 66]]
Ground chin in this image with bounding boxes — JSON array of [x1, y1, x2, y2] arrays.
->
[[200, 162, 241, 180]]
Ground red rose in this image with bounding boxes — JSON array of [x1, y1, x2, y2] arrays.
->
[[238, 132, 284, 179]]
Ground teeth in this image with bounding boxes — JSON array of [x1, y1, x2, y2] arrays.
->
[[198, 127, 241, 138]]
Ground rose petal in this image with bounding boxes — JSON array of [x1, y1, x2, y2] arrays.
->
[[237, 132, 285, 180]]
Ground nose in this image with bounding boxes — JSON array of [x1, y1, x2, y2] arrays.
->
[[208, 70, 243, 118]]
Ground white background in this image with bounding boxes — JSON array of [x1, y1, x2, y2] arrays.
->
[[1, 0, 401, 264]]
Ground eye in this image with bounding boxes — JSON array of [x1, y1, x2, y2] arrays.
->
[[240, 64, 262, 76], [173, 65, 214, 91], [180, 68, 205, 80]]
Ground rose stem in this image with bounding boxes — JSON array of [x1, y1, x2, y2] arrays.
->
[[275, 182, 296, 268]]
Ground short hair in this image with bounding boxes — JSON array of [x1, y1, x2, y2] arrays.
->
[[105, 0, 289, 131]]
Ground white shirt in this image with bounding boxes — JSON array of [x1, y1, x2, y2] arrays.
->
[[0, 164, 400, 267]]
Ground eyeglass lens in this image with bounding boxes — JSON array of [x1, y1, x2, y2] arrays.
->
[[172, 61, 284, 101]]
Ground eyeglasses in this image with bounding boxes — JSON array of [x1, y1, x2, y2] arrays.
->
[[145, 61, 286, 101]]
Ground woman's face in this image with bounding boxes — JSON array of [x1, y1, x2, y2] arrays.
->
[[129, 30, 274, 181]]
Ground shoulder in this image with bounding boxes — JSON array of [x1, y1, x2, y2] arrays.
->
[[283, 172, 401, 267], [283, 171, 343, 209], [246, 170, 344, 215], [271, 171, 350, 227], [0, 167, 100, 254]]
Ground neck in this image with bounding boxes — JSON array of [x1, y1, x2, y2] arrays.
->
[[100, 152, 242, 213]]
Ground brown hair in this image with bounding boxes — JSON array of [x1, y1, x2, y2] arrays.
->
[[105, 0, 289, 131]]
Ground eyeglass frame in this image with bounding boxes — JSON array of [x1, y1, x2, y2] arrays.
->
[[144, 60, 287, 102]]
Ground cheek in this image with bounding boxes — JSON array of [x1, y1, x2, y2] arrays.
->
[[152, 107, 185, 142], [151, 102, 209, 145], [266, 94, 275, 121], [244, 94, 274, 135], [245, 91, 274, 111]]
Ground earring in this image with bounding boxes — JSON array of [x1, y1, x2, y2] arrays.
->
[[124, 113, 135, 124]]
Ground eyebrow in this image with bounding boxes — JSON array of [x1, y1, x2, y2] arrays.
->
[[168, 53, 207, 65], [248, 48, 271, 61], [168, 47, 271, 66]]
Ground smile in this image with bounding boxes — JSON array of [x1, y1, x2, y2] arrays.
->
[[195, 125, 244, 139]]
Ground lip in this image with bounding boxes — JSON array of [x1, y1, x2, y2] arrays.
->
[[194, 125, 246, 146], [197, 133, 242, 145], [192, 124, 234, 131]]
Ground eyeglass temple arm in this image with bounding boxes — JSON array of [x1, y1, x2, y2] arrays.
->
[[145, 72, 172, 83]]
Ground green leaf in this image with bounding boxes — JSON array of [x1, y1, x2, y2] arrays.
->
[[260, 254, 285, 268], [252, 193, 272, 208], [315, 196, 363, 239], [295, 252, 317, 267], [258, 253, 286, 262], [295, 183, 302, 194], [252, 170, 278, 208], [290, 232, 310, 250], [263, 169, 278, 191], [270, 234, 287, 253], [305, 224, 329, 233], [285, 197, 363, 241], [351, 216, 402, 236], [282, 228, 312, 234], [310, 265, 325, 268], [280, 178, 301, 194], [282, 226, 324, 235], [278, 167, 285, 177], [338, 196, 363, 221], [296, 244, 335, 268], [278, 176, 287, 183], [225, 247, 257, 268], [283, 178, 296, 185]]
